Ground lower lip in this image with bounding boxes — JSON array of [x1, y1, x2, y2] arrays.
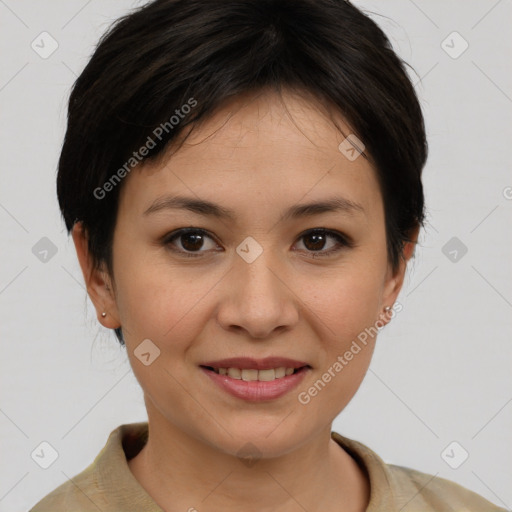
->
[[200, 366, 310, 402]]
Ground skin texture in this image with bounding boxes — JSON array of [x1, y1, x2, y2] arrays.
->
[[73, 89, 417, 512]]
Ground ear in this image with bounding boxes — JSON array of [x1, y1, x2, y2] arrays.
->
[[71, 222, 121, 329], [380, 225, 420, 322]]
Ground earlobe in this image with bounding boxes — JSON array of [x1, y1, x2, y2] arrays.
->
[[378, 268, 405, 329], [71, 222, 121, 329]]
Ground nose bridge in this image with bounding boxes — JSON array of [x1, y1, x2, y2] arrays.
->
[[235, 233, 281, 290], [240, 248, 281, 300], [216, 239, 299, 338]]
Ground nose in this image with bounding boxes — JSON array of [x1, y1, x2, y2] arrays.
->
[[216, 250, 300, 339]]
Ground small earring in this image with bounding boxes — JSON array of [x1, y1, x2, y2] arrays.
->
[[384, 306, 392, 313], [101, 312, 107, 317]]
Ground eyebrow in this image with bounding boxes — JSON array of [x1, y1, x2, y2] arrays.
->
[[143, 194, 365, 221]]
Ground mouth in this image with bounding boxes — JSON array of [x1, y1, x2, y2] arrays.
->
[[198, 357, 312, 401]]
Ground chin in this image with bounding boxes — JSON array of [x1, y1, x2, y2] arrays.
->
[[210, 417, 311, 459]]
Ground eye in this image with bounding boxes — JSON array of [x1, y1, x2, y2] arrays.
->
[[163, 228, 220, 258], [163, 227, 352, 259], [294, 229, 352, 258]]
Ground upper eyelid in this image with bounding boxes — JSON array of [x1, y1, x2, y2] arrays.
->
[[165, 227, 350, 251], [166, 228, 218, 244]]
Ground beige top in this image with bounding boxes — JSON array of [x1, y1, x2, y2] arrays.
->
[[29, 422, 507, 511]]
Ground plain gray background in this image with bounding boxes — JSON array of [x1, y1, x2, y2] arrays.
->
[[1, 1, 511, 510]]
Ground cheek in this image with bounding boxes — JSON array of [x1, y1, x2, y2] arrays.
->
[[112, 246, 224, 351], [301, 262, 385, 389], [295, 274, 382, 414], [306, 264, 384, 341]]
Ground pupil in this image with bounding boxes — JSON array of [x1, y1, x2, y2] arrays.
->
[[182, 233, 203, 251], [304, 232, 325, 251]]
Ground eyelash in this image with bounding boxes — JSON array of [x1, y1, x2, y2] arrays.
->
[[162, 228, 353, 259]]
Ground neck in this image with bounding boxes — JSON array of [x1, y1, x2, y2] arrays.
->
[[128, 403, 369, 512]]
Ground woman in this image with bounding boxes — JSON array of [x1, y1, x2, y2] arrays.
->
[[29, 0, 507, 510]]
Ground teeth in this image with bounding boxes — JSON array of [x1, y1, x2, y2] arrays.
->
[[275, 367, 286, 378], [227, 368, 241, 379], [257, 369, 275, 381], [241, 369, 259, 381], [214, 366, 301, 381]]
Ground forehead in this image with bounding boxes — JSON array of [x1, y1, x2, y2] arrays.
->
[[118, 89, 383, 223], [177, 89, 363, 162]]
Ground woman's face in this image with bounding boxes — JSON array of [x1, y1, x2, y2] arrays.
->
[[85, 90, 408, 457]]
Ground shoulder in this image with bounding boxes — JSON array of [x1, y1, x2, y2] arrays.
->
[[29, 422, 157, 512], [386, 462, 508, 511], [331, 432, 508, 512], [28, 463, 105, 512]]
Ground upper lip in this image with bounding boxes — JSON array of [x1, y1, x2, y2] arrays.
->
[[200, 357, 311, 370]]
